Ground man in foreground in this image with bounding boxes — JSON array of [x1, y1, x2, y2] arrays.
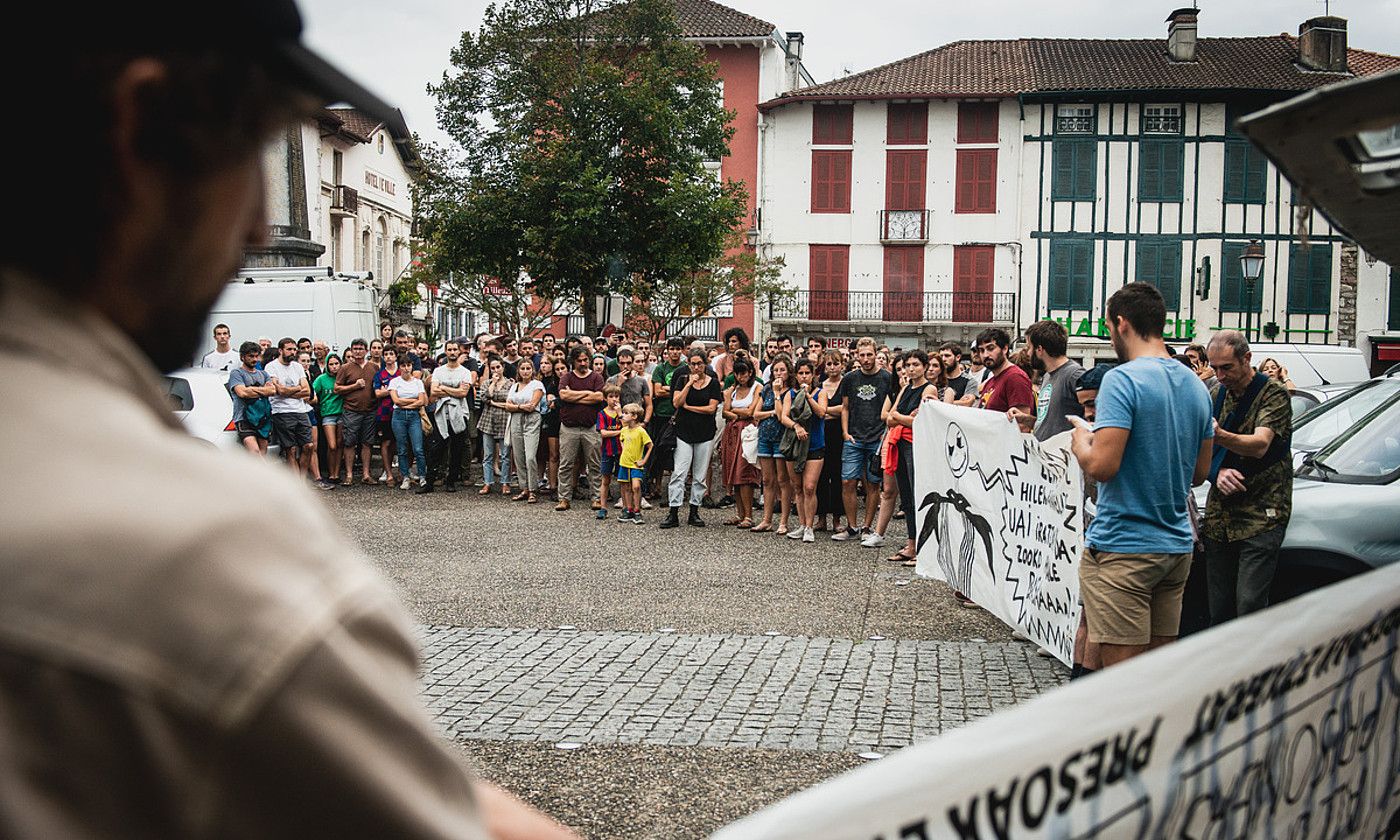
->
[[1202, 331, 1292, 625], [0, 6, 575, 838], [1070, 283, 1213, 669]]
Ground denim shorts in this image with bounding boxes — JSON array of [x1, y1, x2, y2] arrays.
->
[[757, 436, 781, 459], [617, 466, 646, 481], [841, 438, 882, 482], [320, 413, 341, 426]]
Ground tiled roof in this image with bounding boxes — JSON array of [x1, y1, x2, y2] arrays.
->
[[762, 34, 1400, 108], [672, 0, 773, 38], [327, 107, 384, 140]]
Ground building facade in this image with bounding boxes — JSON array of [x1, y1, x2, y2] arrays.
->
[[755, 10, 1399, 361]]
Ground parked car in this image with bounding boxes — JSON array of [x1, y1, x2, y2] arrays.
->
[[1287, 380, 1366, 420], [164, 367, 278, 455], [1240, 343, 1369, 389]]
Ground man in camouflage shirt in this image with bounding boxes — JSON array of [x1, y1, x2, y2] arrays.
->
[[1202, 331, 1292, 624]]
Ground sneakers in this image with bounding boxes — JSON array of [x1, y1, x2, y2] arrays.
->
[[802, 527, 815, 543], [786, 527, 804, 540], [380, 470, 391, 483], [614, 499, 624, 509], [414, 478, 432, 495], [631, 512, 645, 525], [640, 498, 653, 510], [860, 532, 886, 548], [618, 510, 634, 523], [399, 477, 411, 491], [596, 508, 607, 520], [830, 527, 860, 542]]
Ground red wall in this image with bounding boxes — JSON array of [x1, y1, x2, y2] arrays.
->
[[706, 44, 760, 341]]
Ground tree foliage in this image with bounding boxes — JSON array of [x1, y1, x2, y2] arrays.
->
[[417, 0, 752, 332]]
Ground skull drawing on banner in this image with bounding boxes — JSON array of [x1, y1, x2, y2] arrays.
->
[[920, 423, 993, 597]]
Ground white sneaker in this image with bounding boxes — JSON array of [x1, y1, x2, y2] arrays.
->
[[418, 476, 428, 488], [614, 499, 623, 509], [860, 532, 886, 548], [802, 527, 815, 543], [400, 478, 410, 490], [831, 527, 859, 542], [641, 499, 653, 510], [380, 470, 391, 483], [786, 527, 804, 540]]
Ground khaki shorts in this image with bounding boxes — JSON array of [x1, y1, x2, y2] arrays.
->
[[1080, 547, 1192, 646]]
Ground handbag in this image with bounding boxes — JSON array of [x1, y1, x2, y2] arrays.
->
[[740, 423, 759, 465]]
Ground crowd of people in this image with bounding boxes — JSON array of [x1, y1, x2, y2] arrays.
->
[[209, 282, 1292, 673]]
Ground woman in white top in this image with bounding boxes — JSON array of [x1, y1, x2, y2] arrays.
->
[[387, 367, 429, 492], [496, 357, 546, 504], [719, 358, 761, 527]]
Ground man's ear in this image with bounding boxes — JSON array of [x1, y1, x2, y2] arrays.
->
[[108, 58, 171, 213]]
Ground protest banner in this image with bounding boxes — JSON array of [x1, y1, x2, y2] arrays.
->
[[910, 403, 1083, 665], [711, 562, 1400, 840]]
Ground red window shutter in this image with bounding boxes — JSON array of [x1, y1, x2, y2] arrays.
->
[[811, 150, 851, 213], [811, 153, 829, 212], [813, 104, 854, 144], [953, 245, 995, 321], [957, 102, 999, 143], [810, 245, 849, 320], [955, 149, 997, 213], [886, 150, 927, 211], [883, 247, 924, 321], [887, 102, 928, 145]]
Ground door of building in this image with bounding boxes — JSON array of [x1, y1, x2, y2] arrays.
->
[[953, 245, 995, 322]]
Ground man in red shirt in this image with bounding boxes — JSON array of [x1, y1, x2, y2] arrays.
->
[[975, 328, 1034, 416]]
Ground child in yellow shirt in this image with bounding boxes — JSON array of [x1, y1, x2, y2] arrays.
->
[[616, 402, 653, 524]]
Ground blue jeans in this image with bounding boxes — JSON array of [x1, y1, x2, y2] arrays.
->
[[392, 408, 426, 480], [481, 433, 513, 486]]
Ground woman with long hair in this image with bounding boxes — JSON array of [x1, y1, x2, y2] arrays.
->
[[779, 357, 829, 543], [720, 358, 761, 528], [477, 356, 513, 496], [312, 353, 343, 485], [537, 355, 561, 499], [875, 349, 938, 563], [814, 350, 845, 532], [751, 356, 793, 534], [660, 348, 723, 529], [499, 357, 545, 503]]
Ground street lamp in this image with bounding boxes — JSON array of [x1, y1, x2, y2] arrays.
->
[[1239, 240, 1265, 341]]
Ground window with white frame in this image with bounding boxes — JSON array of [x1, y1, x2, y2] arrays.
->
[[1055, 104, 1094, 135], [1142, 104, 1182, 134]]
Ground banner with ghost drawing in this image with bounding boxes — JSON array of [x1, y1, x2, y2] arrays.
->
[[913, 402, 1083, 665]]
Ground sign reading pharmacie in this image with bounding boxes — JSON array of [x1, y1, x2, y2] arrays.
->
[[911, 403, 1083, 666], [712, 562, 1400, 840]]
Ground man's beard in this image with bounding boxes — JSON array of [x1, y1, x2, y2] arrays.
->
[[1110, 331, 1128, 363], [1030, 353, 1045, 372], [132, 242, 236, 375]]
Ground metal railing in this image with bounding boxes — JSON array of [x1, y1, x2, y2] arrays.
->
[[770, 291, 1016, 323]]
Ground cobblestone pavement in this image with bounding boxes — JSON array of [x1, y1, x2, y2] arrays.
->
[[421, 627, 1065, 754]]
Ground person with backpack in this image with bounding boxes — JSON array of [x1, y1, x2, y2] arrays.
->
[[228, 341, 275, 456]]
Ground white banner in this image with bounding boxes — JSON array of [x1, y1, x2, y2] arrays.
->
[[911, 403, 1083, 665], [712, 563, 1400, 839]]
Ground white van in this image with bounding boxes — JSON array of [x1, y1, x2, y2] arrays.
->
[[1237, 343, 1369, 388], [197, 267, 379, 360]]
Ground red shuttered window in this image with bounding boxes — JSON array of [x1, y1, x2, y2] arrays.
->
[[953, 245, 995, 321], [882, 246, 924, 321], [812, 104, 854, 145], [954, 149, 997, 213], [812, 151, 852, 213], [809, 245, 850, 320], [885, 150, 927, 211], [957, 102, 999, 143], [886, 102, 928, 145]]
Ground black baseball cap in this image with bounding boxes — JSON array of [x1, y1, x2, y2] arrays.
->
[[75, 0, 399, 128]]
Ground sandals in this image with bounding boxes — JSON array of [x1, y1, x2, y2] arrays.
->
[[775, 525, 789, 536], [512, 491, 530, 502], [886, 551, 917, 563], [527, 493, 539, 504], [735, 518, 754, 529], [749, 522, 773, 533], [724, 516, 743, 526], [478, 485, 493, 496]]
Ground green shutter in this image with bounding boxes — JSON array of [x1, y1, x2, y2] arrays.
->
[[1162, 141, 1183, 201], [1052, 140, 1095, 201], [1137, 240, 1182, 309], [1139, 142, 1162, 200], [1220, 241, 1262, 313], [1049, 240, 1093, 309], [1225, 141, 1266, 204], [1288, 243, 1332, 314]]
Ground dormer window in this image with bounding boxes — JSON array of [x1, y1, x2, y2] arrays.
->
[[1055, 104, 1094, 135], [1143, 104, 1182, 134]]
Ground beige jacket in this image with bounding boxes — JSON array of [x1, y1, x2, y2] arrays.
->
[[0, 273, 485, 839]]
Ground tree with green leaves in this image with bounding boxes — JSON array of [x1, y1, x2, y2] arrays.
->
[[417, 0, 755, 335]]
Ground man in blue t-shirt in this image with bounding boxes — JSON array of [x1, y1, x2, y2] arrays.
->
[[1071, 282, 1213, 671]]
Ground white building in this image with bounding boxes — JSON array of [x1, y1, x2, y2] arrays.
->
[[755, 10, 1400, 367]]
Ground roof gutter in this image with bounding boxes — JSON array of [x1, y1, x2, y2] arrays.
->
[[758, 91, 1019, 113]]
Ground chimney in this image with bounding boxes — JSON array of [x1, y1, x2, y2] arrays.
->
[[1298, 16, 1347, 73], [1166, 8, 1198, 63], [783, 31, 805, 94]]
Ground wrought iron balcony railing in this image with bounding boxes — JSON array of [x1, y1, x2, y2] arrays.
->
[[770, 290, 1016, 324], [878, 209, 930, 244]]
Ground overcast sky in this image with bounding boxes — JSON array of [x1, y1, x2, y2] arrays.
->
[[300, 0, 1400, 147]]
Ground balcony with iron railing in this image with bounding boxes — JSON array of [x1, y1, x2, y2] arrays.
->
[[769, 290, 1016, 324], [878, 209, 930, 244]]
